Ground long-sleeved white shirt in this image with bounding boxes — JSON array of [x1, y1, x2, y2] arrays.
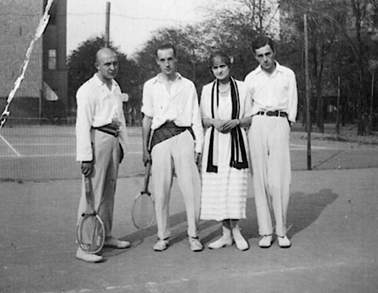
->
[[76, 74, 128, 162], [244, 62, 298, 123], [141, 73, 203, 153]]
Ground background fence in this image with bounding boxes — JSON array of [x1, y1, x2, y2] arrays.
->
[[0, 118, 144, 181], [2, 117, 378, 181]]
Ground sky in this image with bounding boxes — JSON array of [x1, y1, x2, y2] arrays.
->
[[67, 0, 207, 57]]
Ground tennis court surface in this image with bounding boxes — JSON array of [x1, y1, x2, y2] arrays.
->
[[1, 126, 378, 292]]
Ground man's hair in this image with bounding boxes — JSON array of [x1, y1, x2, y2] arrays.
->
[[252, 36, 275, 53], [209, 51, 232, 68], [155, 43, 177, 58]]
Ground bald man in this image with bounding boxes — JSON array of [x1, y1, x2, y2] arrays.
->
[[75, 48, 130, 263]]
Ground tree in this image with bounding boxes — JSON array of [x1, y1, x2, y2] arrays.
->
[[280, 0, 349, 133], [199, 0, 279, 78]]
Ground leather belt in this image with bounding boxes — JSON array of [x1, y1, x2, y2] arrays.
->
[[92, 124, 120, 137], [256, 111, 288, 118]]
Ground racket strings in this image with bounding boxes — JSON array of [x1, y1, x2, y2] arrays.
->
[[132, 193, 155, 229], [77, 215, 105, 253], [77, 177, 107, 253]]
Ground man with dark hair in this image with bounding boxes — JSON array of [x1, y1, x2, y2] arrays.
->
[[155, 43, 177, 58], [141, 43, 204, 252], [245, 36, 297, 249], [75, 48, 130, 262]]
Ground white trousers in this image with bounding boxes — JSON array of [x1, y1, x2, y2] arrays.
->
[[248, 115, 291, 237], [77, 130, 121, 237], [151, 131, 201, 240]]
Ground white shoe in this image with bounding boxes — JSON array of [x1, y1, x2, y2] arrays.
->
[[104, 237, 131, 249], [189, 237, 204, 252], [208, 235, 233, 250], [232, 228, 249, 251], [153, 239, 169, 251], [277, 235, 291, 248], [258, 235, 273, 248], [76, 247, 103, 263]]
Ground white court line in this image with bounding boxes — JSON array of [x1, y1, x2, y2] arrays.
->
[[290, 144, 339, 150], [0, 152, 143, 158], [0, 153, 75, 158], [40, 278, 190, 293], [229, 261, 347, 278], [0, 134, 21, 157], [6, 142, 141, 147], [11, 143, 76, 146]]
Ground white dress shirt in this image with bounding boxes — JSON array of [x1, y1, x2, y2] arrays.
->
[[141, 73, 203, 153], [244, 62, 298, 123], [76, 74, 128, 162]]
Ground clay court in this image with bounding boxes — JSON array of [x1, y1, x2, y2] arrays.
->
[[1, 126, 378, 293]]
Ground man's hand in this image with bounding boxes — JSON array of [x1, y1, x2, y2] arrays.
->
[[81, 161, 93, 177], [142, 150, 151, 167]]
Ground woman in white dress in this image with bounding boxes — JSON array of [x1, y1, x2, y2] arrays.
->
[[200, 51, 252, 251]]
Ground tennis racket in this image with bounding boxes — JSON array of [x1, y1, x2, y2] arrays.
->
[[131, 161, 155, 229], [76, 176, 105, 254]]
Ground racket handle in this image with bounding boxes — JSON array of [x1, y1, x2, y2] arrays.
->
[[84, 177, 91, 194], [84, 177, 94, 209], [143, 161, 151, 193]]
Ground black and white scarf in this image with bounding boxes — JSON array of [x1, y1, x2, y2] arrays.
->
[[206, 77, 249, 173]]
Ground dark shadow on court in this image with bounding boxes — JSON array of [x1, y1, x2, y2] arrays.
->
[[230, 189, 338, 242], [286, 188, 339, 238], [119, 210, 207, 247], [118, 188, 338, 249]]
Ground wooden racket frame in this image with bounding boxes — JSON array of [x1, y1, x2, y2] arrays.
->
[[76, 176, 105, 254], [131, 161, 155, 229]]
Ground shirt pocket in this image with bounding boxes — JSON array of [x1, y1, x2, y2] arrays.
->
[[275, 77, 289, 94]]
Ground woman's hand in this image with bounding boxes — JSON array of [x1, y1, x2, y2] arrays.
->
[[212, 119, 224, 132], [220, 119, 239, 133]]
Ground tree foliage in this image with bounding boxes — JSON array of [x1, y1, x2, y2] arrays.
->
[[67, 0, 378, 131]]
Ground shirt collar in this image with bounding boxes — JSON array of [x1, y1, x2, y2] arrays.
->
[[93, 73, 117, 89], [256, 61, 283, 76], [153, 72, 182, 84]]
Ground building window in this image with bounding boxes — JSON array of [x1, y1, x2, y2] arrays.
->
[[48, 49, 57, 70]]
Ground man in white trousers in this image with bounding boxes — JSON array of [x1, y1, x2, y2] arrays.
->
[[76, 48, 130, 262], [245, 36, 298, 248], [141, 43, 204, 252]]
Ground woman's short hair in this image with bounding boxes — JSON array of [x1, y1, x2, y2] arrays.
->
[[209, 51, 232, 68]]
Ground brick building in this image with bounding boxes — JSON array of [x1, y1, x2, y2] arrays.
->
[[0, 0, 67, 123]]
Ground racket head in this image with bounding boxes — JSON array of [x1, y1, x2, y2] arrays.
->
[[77, 213, 105, 254], [131, 191, 155, 230]]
